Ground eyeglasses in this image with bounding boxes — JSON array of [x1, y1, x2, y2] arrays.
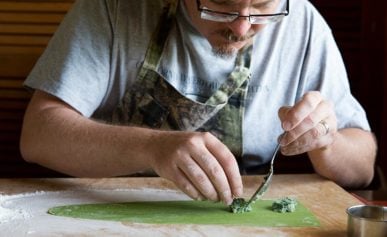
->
[[196, 0, 289, 24]]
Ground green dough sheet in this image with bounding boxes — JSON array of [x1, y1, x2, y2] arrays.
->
[[48, 200, 320, 227]]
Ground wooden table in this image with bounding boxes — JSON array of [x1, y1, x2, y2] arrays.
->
[[0, 174, 362, 236]]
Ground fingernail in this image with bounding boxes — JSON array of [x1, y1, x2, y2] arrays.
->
[[282, 122, 291, 131], [236, 187, 243, 197], [277, 134, 284, 143], [224, 198, 232, 205], [222, 190, 232, 205]]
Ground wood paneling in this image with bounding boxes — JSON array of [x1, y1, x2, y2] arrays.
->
[[0, 0, 74, 177]]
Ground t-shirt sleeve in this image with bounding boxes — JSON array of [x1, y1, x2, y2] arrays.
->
[[24, 0, 114, 117]]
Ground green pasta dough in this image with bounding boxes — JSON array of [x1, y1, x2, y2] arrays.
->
[[48, 199, 318, 227]]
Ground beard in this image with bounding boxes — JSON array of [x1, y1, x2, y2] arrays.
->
[[212, 45, 238, 59], [211, 29, 255, 59]]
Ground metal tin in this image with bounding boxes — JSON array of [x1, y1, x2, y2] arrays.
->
[[347, 205, 387, 237]]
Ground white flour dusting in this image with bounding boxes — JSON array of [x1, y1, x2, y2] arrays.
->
[[0, 189, 189, 236], [0, 189, 283, 237]]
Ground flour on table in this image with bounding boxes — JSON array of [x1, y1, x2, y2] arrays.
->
[[0, 188, 189, 236]]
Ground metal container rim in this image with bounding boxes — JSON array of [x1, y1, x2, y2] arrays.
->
[[346, 204, 387, 222]]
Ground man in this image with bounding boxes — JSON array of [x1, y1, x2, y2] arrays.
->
[[20, 0, 377, 205]]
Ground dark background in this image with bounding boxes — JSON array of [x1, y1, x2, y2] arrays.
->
[[0, 0, 386, 190]]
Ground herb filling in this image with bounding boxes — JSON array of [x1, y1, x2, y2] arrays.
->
[[271, 197, 298, 213], [229, 198, 252, 213]]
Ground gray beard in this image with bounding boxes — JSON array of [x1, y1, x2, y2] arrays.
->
[[211, 45, 238, 59], [211, 30, 254, 59]]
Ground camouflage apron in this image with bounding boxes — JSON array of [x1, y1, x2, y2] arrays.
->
[[113, 0, 252, 158]]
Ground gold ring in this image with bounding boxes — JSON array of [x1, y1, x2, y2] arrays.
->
[[319, 120, 329, 135]]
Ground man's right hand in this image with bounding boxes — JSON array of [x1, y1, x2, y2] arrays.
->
[[146, 131, 243, 205]]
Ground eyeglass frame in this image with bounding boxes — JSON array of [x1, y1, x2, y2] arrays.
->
[[196, 0, 290, 24]]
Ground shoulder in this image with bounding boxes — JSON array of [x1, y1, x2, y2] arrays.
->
[[287, 0, 332, 33]]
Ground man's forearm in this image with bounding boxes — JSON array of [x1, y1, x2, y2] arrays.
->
[[20, 93, 155, 177], [308, 128, 377, 188]]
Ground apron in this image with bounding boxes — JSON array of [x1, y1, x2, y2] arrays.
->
[[112, 0, 252, 159]]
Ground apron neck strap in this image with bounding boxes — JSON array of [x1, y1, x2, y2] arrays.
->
[[205, 45, 253, 106], [140, 0, 178, 71], [236, 43, 253, 69]]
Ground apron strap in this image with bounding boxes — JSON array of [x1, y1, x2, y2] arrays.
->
[[205, 45, 253, 106], [138, 0, 178, 77]]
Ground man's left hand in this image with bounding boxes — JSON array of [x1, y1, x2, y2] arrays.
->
[[278, 91, 337, 155]]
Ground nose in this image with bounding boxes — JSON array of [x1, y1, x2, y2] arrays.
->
[[228, 17, 252, 37], [227, 8, 252, 37]]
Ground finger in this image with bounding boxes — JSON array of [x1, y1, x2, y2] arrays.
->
[[176, 155, 219, 202], [315, 115, 337, 139], [318, 120, 330, 136], [280, 100, 331, 145], [281, 91, 322, 131], [193, 152, 233, 205], [278, 106, 292, 122], [173, 167, 206, 201], [204, 133, 243, 202]]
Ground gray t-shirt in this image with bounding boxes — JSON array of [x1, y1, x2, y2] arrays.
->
[[24, 0, 371, 166]]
